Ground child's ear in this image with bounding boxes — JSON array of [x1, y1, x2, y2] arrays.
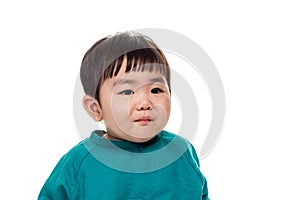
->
[[82, 95, 103, 122]]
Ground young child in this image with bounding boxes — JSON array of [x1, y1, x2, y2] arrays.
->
[[38, 32, 209, 200]]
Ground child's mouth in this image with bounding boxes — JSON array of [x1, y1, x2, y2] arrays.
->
[[134, 117, 152, 125]]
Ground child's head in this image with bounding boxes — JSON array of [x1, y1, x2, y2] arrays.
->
[[80, 32, 171, 142]]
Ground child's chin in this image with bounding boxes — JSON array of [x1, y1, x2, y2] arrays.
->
[[122, 125, 162, 142]]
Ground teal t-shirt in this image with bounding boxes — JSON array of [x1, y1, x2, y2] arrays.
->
[[38, 130, 209, 200]]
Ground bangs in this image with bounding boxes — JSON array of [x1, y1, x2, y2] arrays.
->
[[127, 49, 169, 75], [100, 48, 170, 84]]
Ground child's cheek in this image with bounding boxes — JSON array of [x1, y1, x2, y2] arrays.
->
[[111, 96, 132, 128]]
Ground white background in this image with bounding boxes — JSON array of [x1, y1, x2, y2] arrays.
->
[[1, 0, 299, 199]]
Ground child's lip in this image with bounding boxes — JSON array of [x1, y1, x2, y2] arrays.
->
[[134, 117, 152, 126], [134, 117, 152, 122]]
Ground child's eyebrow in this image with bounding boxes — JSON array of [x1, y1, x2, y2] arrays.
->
[[115, 79, 136, 86], [115, 76, 166, 86], [148, 77, 166, 84]]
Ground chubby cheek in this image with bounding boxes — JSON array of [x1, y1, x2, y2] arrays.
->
[[153, 93, 171, 110], [111, 96, 132, 130], [157, 96, 171, 122]]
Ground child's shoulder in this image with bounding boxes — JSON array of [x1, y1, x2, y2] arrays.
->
[[161, 130, 199, 162], [160, 130, 192, 146], [56, 138, 92, 168]]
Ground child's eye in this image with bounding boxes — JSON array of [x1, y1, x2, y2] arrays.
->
[[151, 88, 163, 94], [118, 90, 134, 95]]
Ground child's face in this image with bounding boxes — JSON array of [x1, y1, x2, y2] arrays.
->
[[99, 58, 171, 142]]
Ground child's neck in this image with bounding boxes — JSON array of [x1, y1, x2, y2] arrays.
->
[[102, 132, 123, 141]]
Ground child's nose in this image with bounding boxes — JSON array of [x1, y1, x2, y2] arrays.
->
[[137, 100, 152, 111], [135, 92, 152, 111]]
